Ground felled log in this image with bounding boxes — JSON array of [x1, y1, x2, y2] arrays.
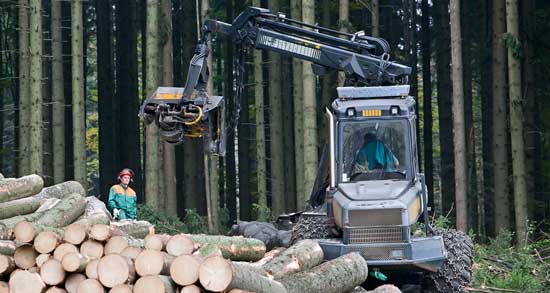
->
[[36, 253, 51, 267], [181, 285, 204, 293], [262, 239, 324, 279], [120, 246, 142, 260], [0, 181, 85, 220], [134, 275, 176, 293], [187, 234, 266, 261], [0, 255, 15, 276], [9, 269, 46, 293], [34, 193, 86, 228], [166, 234, 194, 256], [85, 258, 99, 279], [14, 221, 35, 242], [252, 247, 286, 267], [278, 252, 369, 293], [104, 236, 128, 255], [193, 243, 222, 258], [34, 231, 60, 254], [13, 244, 38, 269], [134, 249, 173, 276], [74, 196, 111, 223], [367, 285, 402, 293], [64, 273, 86, 293], [109, 284, 132, 293], [62, 252, 89, 272], [109, 220, 154, 239], [76, 278, 104, 293], [0, 281, 7, 293], [63, 224, 87, 245], [45, 286, 67, 293], [90, 224, 110, 241], [0, 174, 43, 203], [40, 259, 66, 286], [0, 240, 16, 256], [144, 234, 170, 251], [170, 255, 201, 286], [199, 256, 287, 293], [53, 243, 78, 261], [80, 240, 104, 259], [97, 254, 131, 288]]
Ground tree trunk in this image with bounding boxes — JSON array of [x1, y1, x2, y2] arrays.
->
[[302, 0, 318, 205], [371, 0, 379, 37], [169, 254, 201, 286], [34, 231, 59, 254], [28, 0, 42, 175], [134, 275, 176, 293], [0, 174, 43, 203], [40, 259, 65, 285], [63, 224, 87, 245], [505, 0, 527, 245], [34, 193, 86, 228], [51, 0, 65, 184], [165, 234, 194, 257], [97, 254, 131, 288], [338, 0, 349, 86], [134, 249, 173, 276], [262, 240, 323, 279], [492, 0, 510, 233], [145, 0, 161, 210], [279, 252, 369, 293], [18, 0, 30, 176], [421, 0, 434, 204], [187, 234, 266, 261], [71, 0, 85, 187], [109, 220, 154, 239]]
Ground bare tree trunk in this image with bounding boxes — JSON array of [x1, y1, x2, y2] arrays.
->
[[505, 0, 528, 245], [145, 0, 160, 210], [492, 0, 510, 233], [371, 0, 379, 37], [338, 0, 348, 86], [18, 0, 30, 176], [421, 0, 434, 205], [71, 0, 85, 187], [302, 0, 318, 204], [51, 0, 65, 183], [29, 0, 43, 175]]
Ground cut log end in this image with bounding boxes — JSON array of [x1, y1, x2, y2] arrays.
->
[[62, 252, 88, 272], [45, 287, 67, 293], [14, 221, 35, 243], [65, 273, 87, 293], [144, 234, 169, 251], [0, 281, 7, 293], [80, 240, 104, 259], [119, 246, 142, 260], [166, 234, 194, 256], [40, 259, 66, 286], [97, 254, 129, 288], [198, 256, 233, 292], [53, 243, 78, 261], [14, 244, 38, 269], [64, 224, 87, 245], [34, 231, 60, 254], [0, 255, 15, 275], [76, 279, 104, 293], [170, 254, 201, 286], [134, 275, 176, 293], [181, 285, 204, 293], [9, 269, 46, 293], [85, 258, 100, 280], [135, 249, 164, 277], [104, 236, 128, 255], [109, 284, 132, 293], [90, 224, 110, 241], [36, 253, 52, 268]]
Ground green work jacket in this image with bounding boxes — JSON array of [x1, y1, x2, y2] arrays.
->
[[108, 184, 137, 220]]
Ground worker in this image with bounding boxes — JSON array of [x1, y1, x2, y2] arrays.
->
[[355, 132, 399, 172], [108, 168, 137, 220]]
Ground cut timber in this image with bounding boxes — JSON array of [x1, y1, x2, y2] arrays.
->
[[144, 234, 170, 251], [97, 254, 130, 288], [134, 275, 176, 293], [0, 255, 15, 276], [166, 234, 194, 256], [181, 285, 203, 293], [198, 256, 286, 293], [64, 224, 87, 245], [170, 254, 201, 286], [36, 253, 51, 267], [120, 246, 142, 260], [40, 259, 66, 286], [278, 252, 369, 293], [45, 287, 67, 293], [62, 252, 89, 272], [90, 224, 110, 241], [34, 193, 86, 228], [85, 258, 99, 279], [53, 243, 78, 261], [76, 279, 104, 293], [80, 240, 104, 259], [0, 240, 16, 256], [262, 239, 324, 279], [134, 249, 172, 276], [78, 196, 111, 221], [253, 247, 286, 267], [65, 273, 86, 293], [228, 290, 254, 293], [109, 221, 154, 239], [35, 181, 85, 199], [9, 269, 46, 293], [34, 231, 60, 254], [35, 198, 60, 212], [193, 243, 222, 258], [14, 221, 35, 243], [0, 174, 43, 203], [104, 236, 128, 255], [109, 284, 132, 293], [188, 234, 266, 261], [14, 244, 38, 269], [0, 281, 7, 293]]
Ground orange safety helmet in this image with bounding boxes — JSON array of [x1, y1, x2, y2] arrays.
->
[[117, 168, 135, 183]]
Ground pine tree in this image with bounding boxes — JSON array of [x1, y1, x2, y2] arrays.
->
[[29, 0, 43, 175], [17, 0, 30, 176], [71, 0, 85, 187], [51, 0, 65, 183]]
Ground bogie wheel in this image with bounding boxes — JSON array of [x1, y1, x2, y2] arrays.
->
[[422, 229, 473, 292], [290, 214, 331, 245]]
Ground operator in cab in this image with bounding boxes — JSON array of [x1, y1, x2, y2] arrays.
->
[[108, 168, 137, 220], [354, 131, 399, 173]]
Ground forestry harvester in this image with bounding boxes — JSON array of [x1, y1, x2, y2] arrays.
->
[[139, 7, 473, 292]]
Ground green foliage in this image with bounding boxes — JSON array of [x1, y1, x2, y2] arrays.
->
[[137, 204, 207, 235], [472, 232, 550, 292], [218, 207, 232, 234], [503, 33, 523, 59], [252, 203, 272, 222]]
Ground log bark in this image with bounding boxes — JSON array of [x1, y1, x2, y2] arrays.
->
[[144, 234, 169, 251], [73, 197, 111, 228], [199, 256, 286, 293], [0, 175, 44, 203], [170, 254, 201, 286], [187, 234, 266, 261], [64, 224, 87, 245], [34, 193, 86, 228], [109, 284, 132, 293], [53, 243, 78, 261], [0, 255, 15, 276], [14, 244, 38, 269], [104, 236, 128, 255], [278, 252, 369, 293], [45, 287, 67, 293], [0, 240, 16, 256], [252, 247, 285, 267], [134, 249, 173, 276], [9, 269, 46, 293], [262, 240, 323, 279], [109, 221, 154, 239], [97, 254, 130, 288], [134, 275, 176, 293], [193, 243, 222, 258], [166, 234, 194, 256], [120, 246, 142, 260], [85, 258, 99, 279], [40, 259, 66, 286], [62, 252, 89, 272], [36, 181, 85, 199], [34, 231, 60, 254], [80, 240, 104, 259], [90, 224, 110, 241], [76, 279, 104, 293], [65, 273, 87, 293], [36, 253, 51, 267]]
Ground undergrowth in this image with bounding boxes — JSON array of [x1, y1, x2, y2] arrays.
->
[[137, 204, 207, 235]]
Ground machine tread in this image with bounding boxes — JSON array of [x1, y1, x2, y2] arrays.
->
[[290, 214, 331, 245]]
